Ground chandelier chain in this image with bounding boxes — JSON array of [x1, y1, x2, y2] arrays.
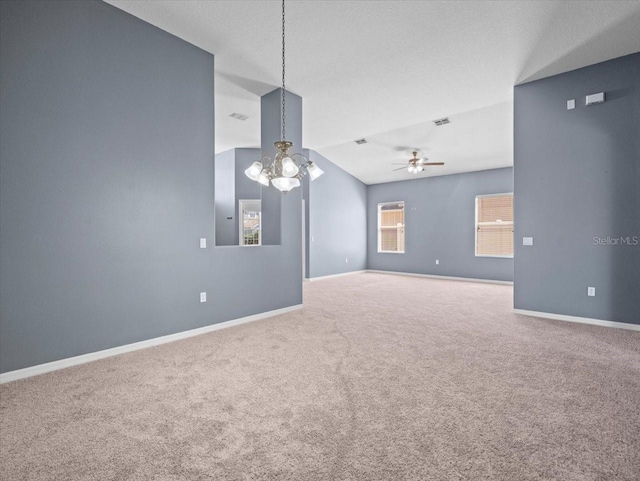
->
[[281, 0, 286, 140], [244, 0, 324, 192]]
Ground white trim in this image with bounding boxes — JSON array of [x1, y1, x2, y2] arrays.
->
[[366, 269, 513, 285], [308, 270, 367, 282], [513, 309, 640, 332], [0, 304, 303, 384], [301, 199, 306, 280]]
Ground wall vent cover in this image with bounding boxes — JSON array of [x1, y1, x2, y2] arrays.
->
[[434, 117, 450, 126], [229, 112, 249, 121], [354, 138, 367, 145]]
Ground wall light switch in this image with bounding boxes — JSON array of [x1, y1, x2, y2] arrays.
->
[[567, 99, 575, 110], [200, 292, 207, 303], [435, 259, 439, 265], [523, 237, 534, 246], [587, 287, 595, 297], [345, 258, 349, 263], [200, 238, 207, 249]]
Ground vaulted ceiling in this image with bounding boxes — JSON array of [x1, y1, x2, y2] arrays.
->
[[107, 0, 640, 184]]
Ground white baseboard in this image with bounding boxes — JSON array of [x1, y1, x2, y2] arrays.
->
[[307, 270, 367, 282], [366, 269, 513, 285], [0, 304, 303, 384], [513, 309, 640, 332]]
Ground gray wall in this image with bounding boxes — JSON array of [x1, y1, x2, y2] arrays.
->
[[306, 150, 368, 278], [514, 53, 639, 324], [0, 0, 302, 373], [367, 168, 514, 282], [214, 149, 236, 246]]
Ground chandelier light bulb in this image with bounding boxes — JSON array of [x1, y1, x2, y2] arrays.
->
[[245, 161, 263, 181], [271, 176, 300, 193], [416, 165, 424, 172], [281, 157, 299, 178], [307, 162, 324, 181], [258, 170, 270, 186]]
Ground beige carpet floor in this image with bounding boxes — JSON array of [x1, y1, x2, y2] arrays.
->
[[1, 272, 639, 480]]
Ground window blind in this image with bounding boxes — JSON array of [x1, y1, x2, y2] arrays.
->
[[476, 194, 513, 256], [378, 203, 405, 252]]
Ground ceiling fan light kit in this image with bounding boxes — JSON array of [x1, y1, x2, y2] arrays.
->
[[244, 0, 324, 193], [393, 151, 445, 174]]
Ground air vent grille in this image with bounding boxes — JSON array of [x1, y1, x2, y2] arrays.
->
[[229, 112, 249, 121], [434, 117, 450, 126], [354, 138, 367, 145]]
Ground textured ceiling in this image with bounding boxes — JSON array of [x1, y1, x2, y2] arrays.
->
[[106, 0, 640, 184]]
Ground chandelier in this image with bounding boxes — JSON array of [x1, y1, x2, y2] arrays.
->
[[244, 0, 324, 192]]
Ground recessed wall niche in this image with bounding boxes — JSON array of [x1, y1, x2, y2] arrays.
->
[[214, 148, 281, 246]]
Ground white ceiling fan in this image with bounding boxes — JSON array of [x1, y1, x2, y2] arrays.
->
[[392, 151, 444, 174]]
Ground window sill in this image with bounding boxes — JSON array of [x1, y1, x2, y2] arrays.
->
[[475, 254, 513, 258], [378, 251, 405, 254]]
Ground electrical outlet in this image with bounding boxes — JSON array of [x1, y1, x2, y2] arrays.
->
[[587, 287, 595, 297], [567, 99, 575, 110], [200, 238, 207, 249], [435, 259, 439, 265], [200, 292, 207, 303], [523, 237, 534, 246]]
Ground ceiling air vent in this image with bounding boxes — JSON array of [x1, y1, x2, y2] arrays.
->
[[229, 112, 249, 121], [354, 138, 367, 145], [434, 117, 450, 126]]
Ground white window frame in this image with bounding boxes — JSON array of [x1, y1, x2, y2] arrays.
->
[[474, 193, 513, 258], [378, 201, 405, 254], [239, 199, 261, 247]]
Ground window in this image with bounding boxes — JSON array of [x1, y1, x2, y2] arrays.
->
[[239, 199, 261, 246], [475, 194, 513, 257], [378, 202, 405, 253]]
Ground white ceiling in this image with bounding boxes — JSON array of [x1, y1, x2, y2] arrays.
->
[[106, 0, 640, 184], [321, 102, 514, 185]]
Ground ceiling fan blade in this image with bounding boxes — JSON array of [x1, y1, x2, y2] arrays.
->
[[392, 167, 407, 171], [422, 162, 445, 165]]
